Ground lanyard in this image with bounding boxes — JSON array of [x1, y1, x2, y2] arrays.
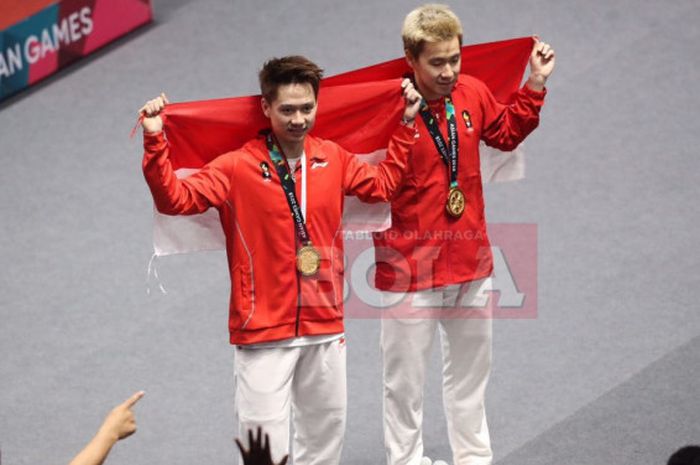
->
[[287, 153, 307, 220], [418, 96, 459, 189], [265, 134, 311, 246]]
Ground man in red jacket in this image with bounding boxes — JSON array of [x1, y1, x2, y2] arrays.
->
[[139, 56, 421, 465], [374, 5, 555, 465]]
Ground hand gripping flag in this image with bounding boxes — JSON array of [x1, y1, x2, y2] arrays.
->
[[148, 37, 534, 258]]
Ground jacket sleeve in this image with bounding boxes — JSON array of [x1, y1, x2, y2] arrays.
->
[[142, 131, 234, 215], [479, 82, 546, 151], [341, 123, 417, 203]]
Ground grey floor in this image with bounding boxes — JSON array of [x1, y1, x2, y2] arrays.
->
[[1, 1, 699, 464]]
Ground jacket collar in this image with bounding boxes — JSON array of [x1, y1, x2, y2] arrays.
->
[[304, 135, 328, 161], [256, 132, 328, 161]]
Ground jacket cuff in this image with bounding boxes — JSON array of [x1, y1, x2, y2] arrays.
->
[[143, 130, 167, 151], [396, 120, 420, 141], [522, 84, 547, 99]]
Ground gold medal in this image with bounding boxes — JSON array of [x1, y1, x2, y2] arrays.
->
[[296, 244, 321, 276], [446, 187, 466, 218]]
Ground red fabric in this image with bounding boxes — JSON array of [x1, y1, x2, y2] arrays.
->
[[142, 126, 416, 345], [322, 37, 532, 103], [373, 77, 546, 292], [143, 36, 539, 342], [161, 37, 535, 170]]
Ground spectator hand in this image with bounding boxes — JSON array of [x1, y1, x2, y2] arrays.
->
[[68, 391, 144, 465], [235, 427, 288, 465], [96, 391, 144, 443]]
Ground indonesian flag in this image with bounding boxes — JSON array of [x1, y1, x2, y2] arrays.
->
[[150, 37, 534, 257]]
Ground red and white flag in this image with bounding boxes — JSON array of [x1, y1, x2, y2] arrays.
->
[[149, 37, 534, 257]]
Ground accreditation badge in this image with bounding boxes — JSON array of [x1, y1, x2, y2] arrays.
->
[[446, 187, 466, 218], [296, 244, 321, 276]]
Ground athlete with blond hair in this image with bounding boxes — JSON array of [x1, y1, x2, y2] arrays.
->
[[374, 4, 555, 465]]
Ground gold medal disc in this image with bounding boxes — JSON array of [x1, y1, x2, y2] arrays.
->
[[296, 245, 321, 276], [446, 187, 466, 218]]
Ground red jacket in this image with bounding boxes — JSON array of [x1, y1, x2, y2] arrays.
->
[[143, 125, 416, 344], [373, 75, 546, 292]]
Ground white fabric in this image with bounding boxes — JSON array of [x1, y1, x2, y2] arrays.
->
[[380, 278, 493, 465], [150, 147, 524, 257], [287, 156, 300, 178], [479, 143, 525, 183], [234, 338, 347, 465], [150, 170, 224, 255], [240, 332, 343, 350]]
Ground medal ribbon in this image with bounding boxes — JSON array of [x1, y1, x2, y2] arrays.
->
[[265, 134, 312, 246], [418, 96, 459, 189]]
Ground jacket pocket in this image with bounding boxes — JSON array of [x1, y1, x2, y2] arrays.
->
[[232, 265, 253, 327]]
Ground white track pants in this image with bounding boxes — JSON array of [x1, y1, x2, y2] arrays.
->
[[381, 278, 493, 465], [234, 339, 347, 465]]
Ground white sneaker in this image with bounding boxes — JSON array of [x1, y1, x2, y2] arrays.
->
[[433, 461, 449, 465], [420, 457, 433, 465]]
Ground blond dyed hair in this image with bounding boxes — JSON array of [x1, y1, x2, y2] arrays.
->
[[402, 4, 463, 58]]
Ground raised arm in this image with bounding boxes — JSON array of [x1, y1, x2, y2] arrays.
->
[[342, 79, 420, 202], [140, 93, 234, 215], [480, 38, 555, 151]]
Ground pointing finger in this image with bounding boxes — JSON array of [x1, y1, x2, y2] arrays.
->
[[122, 390, 145, 409]]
